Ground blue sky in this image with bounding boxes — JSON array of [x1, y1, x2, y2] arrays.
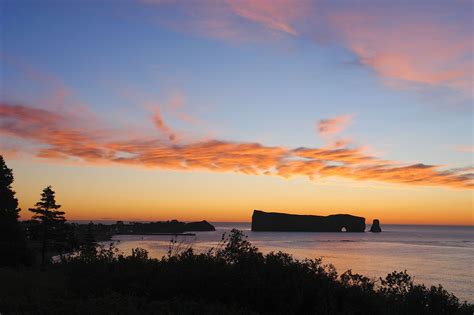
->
[[1, 0, 472, 223]]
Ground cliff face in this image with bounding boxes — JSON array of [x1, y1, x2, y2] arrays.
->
[[251, 210, 366, 232]]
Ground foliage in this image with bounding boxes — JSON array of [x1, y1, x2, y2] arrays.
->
[[28, 186, 75, 265], [0, 155, 30, 266], [0, 155, 20, 220], [79, 222, 98, 259], [1, 229, 472, 315], [29, 186, 66, 223]]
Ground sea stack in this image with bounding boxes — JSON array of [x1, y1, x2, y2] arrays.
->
[[370, 219, 382, 232]]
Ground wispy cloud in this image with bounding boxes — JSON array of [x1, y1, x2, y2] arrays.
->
[[317, 114, 354, 149], [138, 1, 473, 99], [226, 0, 306, 36], [318, 114, 353, 138], [1, 103, 472, 189], [328, 3, 473, 97], [140, 0, 310, 43], [455, 145, 474, 153], [152, 107, 176, 141], [140, 90, 208, 142], [0, 104, 105, 160]]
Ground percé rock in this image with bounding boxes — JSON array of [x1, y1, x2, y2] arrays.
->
[[369, 219, 382, 233], [184, 220, 216, 232], [251, 210, 365, 232]]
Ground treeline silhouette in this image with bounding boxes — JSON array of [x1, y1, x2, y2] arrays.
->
[[0, 155, 213, 267], [0, 155, 473, 314], [83, 219, 215, 236]]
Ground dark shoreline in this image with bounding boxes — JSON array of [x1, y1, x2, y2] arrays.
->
[[64, 220, 474, 228], [116, 232, 196, 236]]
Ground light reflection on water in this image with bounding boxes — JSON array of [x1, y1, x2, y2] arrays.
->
[[110, 224, 474, 302]]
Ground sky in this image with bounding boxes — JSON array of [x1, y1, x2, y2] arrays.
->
[[0, 0, 473, 225]]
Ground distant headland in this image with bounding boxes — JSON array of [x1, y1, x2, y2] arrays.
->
[[112, 220, 216, 235], [67, 220, 216, 241], [252, 210, 381, 232]]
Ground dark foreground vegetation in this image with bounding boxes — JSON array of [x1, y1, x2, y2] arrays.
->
[[1, 229, 473, 315], [1, 155, 473, 314]]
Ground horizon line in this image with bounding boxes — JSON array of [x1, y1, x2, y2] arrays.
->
[[23, 219, 473, 227]]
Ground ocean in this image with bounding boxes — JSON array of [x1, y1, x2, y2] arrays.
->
[[109, 223, 474, 303]]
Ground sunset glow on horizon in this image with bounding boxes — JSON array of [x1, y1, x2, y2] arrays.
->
[[1, 0, 473, 225]]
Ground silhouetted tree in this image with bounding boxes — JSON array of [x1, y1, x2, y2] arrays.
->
[[0, 155, 29, 266], [79, 221, 97, 259], [0, 156, 20, 220], [29, 186, 70, 265]]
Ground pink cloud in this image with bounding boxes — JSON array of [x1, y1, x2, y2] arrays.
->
[[140, 90, 206, 142], [140, 0, 310, 43], [329, 138, 352, 149], [328, 5, 473, 96], [455, 146, 474, 153], [226, 0, 308, 36], [318, 114, 353, 138], [152, 107, 176, 141], [138, 1, 473, 98], [164, 91, 203, 126]]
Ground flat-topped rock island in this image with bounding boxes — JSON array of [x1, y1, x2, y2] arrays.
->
[[251, 210, 367, 232]]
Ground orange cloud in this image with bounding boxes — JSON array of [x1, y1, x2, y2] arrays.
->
[[318, 114, 353, 138], [1, 103, 472, 190], [0, 103, 106, 161]]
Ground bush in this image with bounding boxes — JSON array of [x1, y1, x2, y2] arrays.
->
[[1, 229, 472, 315]]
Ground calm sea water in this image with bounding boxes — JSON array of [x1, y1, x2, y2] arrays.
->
[[109, 223, 474, 302]]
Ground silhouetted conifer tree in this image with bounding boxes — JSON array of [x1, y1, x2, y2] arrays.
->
[[0, 156, 20, 220], [29, 186, 70, 265], [80, 221, 97, 258], [0, 155, 29, 266]]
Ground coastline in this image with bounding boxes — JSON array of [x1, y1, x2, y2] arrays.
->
[[110, 224, 474, 303]]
